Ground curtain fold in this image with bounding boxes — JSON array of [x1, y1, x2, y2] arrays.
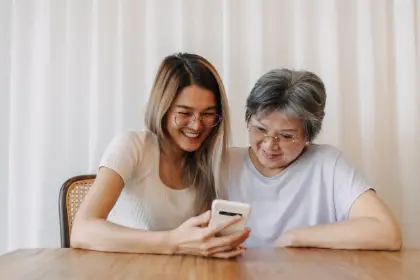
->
[[1, 0, 419, 254]]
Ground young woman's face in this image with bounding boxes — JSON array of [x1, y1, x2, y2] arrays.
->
[[248, 111, 307, 176], [166, 85, 221, 153]]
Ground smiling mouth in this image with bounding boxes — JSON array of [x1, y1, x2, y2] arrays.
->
[[182, 131, 200, 139], [262, 150, 281, 159]]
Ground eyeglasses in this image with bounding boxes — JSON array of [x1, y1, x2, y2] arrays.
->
[[173, 112, 222, 128], [248, 125, 300, 147]]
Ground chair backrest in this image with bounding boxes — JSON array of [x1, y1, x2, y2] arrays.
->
[[59, 174, 96, 248]]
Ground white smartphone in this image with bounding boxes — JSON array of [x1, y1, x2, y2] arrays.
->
[[208, 199, 251, 236]]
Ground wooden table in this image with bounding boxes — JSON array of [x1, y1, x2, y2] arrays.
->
[[1, 248, 419, 279]]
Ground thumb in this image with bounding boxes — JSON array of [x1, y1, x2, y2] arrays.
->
[[187, 210, 211, 227]]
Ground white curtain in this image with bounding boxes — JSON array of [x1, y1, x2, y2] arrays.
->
[[0, 0, 419, 254]]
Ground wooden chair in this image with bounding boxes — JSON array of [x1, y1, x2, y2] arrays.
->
[[59, 174, 96, 248]]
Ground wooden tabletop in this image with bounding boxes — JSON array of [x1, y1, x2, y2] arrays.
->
[[1, 247, 420, 279]]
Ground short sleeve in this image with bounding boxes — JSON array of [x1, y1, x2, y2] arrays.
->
[[99, 131, 144, 184], [333, 152, 373, 221]]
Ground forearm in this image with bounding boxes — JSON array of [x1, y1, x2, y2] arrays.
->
[[71, 219, 173, 254], [280, 218, 402, 251]]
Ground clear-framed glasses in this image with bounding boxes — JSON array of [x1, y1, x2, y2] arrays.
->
[[247, 125, 300, 147], [173, 112, 222, 128]]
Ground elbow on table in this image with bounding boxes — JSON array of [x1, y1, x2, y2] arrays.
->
[[70, 232, 87, 250], [383, 222, 403, 251], [70, 220, 95, 250], [388, 231, 403, 251]]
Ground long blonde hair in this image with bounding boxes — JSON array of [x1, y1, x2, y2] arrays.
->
[[144, 53, 230, 213]]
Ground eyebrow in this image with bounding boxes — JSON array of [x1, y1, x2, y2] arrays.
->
[[255, 120, 297, 132], [174, 105, 217, 111]]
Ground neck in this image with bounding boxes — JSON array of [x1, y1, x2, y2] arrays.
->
[[160, 142, 185, 165]]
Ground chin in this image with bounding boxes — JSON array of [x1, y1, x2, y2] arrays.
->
[[257, 152, 286, 169], [181, 144, 201, 152], [259, 158, 282, 169], [178, 139, 204, 152]]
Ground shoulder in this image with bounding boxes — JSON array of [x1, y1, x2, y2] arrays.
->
[[295, 144, 350, 174], [101, 129, 159, 167], [302, 144, 361, 176], [303, 144, 343, 162], [228, 146, 248, 157], [226, 147, 250, 183], [228, 146, 249, 166], [112, 130, 154, 144], [108, 130, 157, 151], [99, 130, 158, 183]]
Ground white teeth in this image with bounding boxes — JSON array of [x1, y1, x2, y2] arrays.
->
[[183, 131, 200, 138]]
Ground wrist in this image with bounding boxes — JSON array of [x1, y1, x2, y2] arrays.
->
[[288, 229, 300, 246], [162, 230, 179, 255], [277, 229, 300, 247]]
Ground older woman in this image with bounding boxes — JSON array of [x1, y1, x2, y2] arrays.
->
[[228, 68, 402, 250]]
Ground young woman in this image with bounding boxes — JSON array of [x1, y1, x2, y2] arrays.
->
[[71, 53, 250, 258], [228, 68, 402, 250]]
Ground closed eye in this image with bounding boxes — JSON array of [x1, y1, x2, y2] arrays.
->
[[279, 134, 294, 139], [178, 112, 193, 116], [256, 127, 266, 133]]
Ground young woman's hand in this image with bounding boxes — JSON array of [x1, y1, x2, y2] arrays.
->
[[167, 211, 251, 258]]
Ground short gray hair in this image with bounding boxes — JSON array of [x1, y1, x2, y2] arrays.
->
[[245, 68, 326, 142]]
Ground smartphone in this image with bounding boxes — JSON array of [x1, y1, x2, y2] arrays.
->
[[208, 199, 251, 236]]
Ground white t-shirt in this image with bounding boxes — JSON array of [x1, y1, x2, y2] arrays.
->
[[227, 144, 372, 247], [99, 130, 197, 231]]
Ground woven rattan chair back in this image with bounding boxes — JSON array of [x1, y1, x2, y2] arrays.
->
[[59, 175, 96, 248]]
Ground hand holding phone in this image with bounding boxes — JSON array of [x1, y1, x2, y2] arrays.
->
[[169, 208, 250, 258], [208, 199, 251, 236]]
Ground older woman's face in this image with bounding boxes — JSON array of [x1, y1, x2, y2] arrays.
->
[[248, 111, 307, 176]]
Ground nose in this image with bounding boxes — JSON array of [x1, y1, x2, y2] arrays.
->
[[189, 115, 203, 131], [264, 137, 280, 151]]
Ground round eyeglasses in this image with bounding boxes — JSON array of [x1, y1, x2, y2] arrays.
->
[[173, 112, 222, 128], [248, 125, 300, 147]]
